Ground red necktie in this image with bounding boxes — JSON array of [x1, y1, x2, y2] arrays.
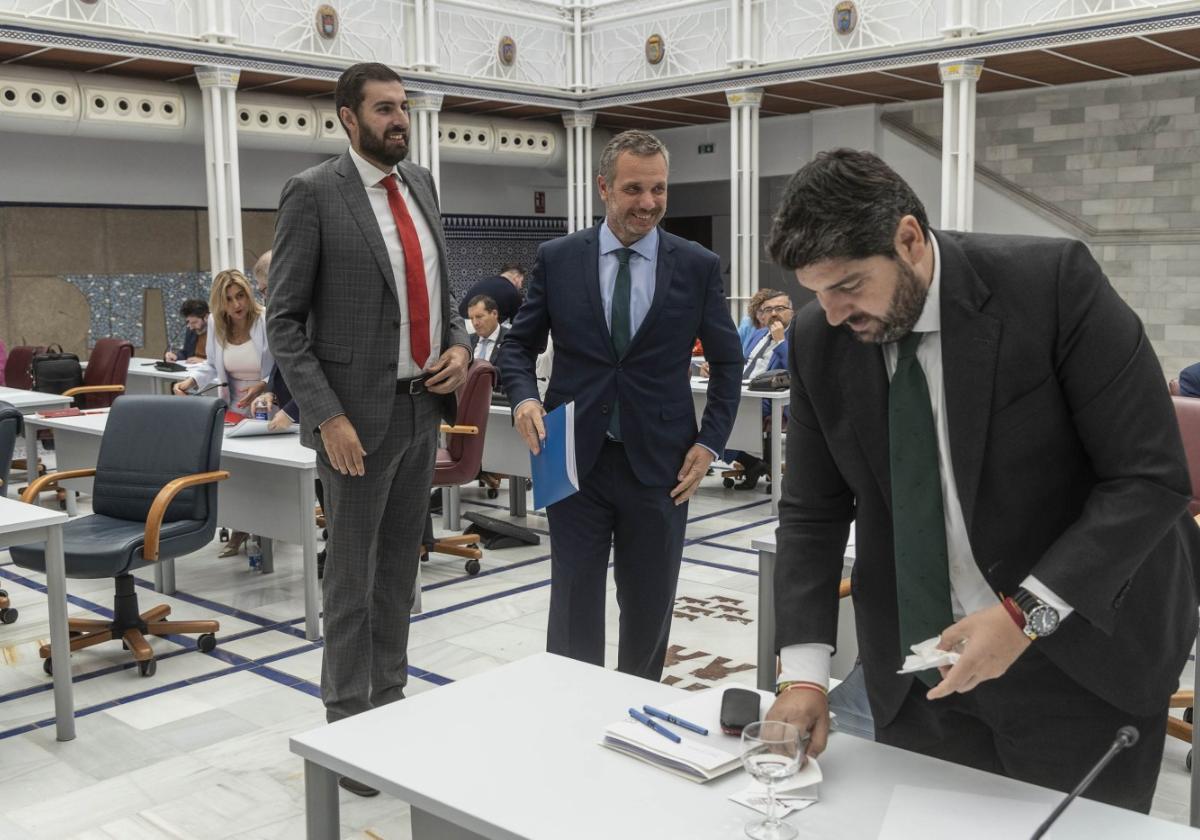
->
[[380, 175, 430, 368]]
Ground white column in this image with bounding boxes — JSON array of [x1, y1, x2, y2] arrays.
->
[[937, 59, 983, 231], [198, 0, 236, 42], [196, 66, 243, 273], [425, 0, 439, 70], [726, 89, 762, 322], [562, 111, 595, 233], [408, 92, 444, 193]]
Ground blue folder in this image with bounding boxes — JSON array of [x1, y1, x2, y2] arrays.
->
[[530, 401, 579, 510]]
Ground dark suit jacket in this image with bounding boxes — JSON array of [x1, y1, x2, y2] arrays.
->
[[267, 363, 299, 423], [776, 231, 1200, 726], [266, 153, 470, 453], [744, 326, 789, 419], [458, 275, 522, 323], [1180, 362, 1200, 397], [498, 224, 742, 487], [171, 327, 206, 361], [469, 326, 509, 366]]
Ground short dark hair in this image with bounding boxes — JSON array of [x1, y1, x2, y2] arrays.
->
[[500, 263, 525, 276], [334, 62, 404, 134], [598, 130, 669, 185], [468, 294, 498, 313], [179, 298, 209, 318], [766, 149, 930, 271]]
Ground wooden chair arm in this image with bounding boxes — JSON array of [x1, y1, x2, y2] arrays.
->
[[439, 424, 479, 435], [143, 470, 231, 561], [62, 384, 125, 398], [20, 468, 97, 503], [1170, 691, 1194, 708], [838, 577, 851, 599]]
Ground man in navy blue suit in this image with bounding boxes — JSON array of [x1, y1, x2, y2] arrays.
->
[[498, 130, 742, 680]]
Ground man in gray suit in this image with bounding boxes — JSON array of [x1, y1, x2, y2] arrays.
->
[[267, 62, 470, 796]]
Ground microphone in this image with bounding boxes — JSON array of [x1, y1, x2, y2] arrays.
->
[[1030, 725, 1139, 839], [188, 381, 226, 397]]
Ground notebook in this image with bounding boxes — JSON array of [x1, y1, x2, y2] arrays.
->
[[529, 401, 578, 509]]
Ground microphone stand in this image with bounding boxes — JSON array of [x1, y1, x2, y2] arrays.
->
[[1030, 725, 1139, 839]]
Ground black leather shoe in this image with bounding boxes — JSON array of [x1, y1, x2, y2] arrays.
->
[[338, 776, 379, 797], [734, 462, 767, 491], [317, 548, 326, 579]]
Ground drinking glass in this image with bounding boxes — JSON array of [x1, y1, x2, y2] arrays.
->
[[740, 720, 804, 840]]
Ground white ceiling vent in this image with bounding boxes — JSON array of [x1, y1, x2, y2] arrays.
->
[[80, 78, 185, 132], [437, 114, 562, 168], [0, 66, 80, 135]]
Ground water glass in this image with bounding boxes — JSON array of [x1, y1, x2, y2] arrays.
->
[[740, 720, 804, 840]]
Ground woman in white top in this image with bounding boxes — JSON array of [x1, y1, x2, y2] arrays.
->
[[173, 269, 273, 558]]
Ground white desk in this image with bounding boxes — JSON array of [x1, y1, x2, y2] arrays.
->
[[0, 498, 72, 739], [291, 652, 1197, 840], [124, 357, 192, 396], [22, 411, 323, 641], [0, 386, 75, 486]]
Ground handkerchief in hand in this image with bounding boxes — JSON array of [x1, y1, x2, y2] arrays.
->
[[897, 636, 960, 674]]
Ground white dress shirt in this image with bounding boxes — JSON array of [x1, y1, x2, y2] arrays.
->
[[474, 325, 502, 361], [744, 332, 780, 379], [348, 146, 443, 379], [779, 233, 1074, 689]]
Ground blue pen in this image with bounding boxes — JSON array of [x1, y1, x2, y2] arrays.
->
[[628, 707, 681, 743], [643, 704, 709, 736]]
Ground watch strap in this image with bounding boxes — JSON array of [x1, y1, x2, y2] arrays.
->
[[1001, 595, 1025, 630]]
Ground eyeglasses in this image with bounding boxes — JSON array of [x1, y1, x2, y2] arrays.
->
[[759, 305, 793, 315]]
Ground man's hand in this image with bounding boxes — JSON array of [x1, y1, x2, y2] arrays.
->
[[769, 319, 786, 343], [670, 444, 715, 506], [164, 351, 178, 362], [514, 400, 547, 455], [698, 361, 711, 378], [766, 688, 830, 764], [926, 603, 1031, 700], [425, 345, 471, 394], [237, 380, 268, 409], [320, 415, 367, 477], [172, 378, 195, 397], [267, 410, 294, 432]]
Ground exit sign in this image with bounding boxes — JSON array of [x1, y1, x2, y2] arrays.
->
[[698, 143, 715, 154]]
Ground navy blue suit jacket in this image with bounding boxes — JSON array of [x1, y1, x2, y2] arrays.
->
[[1180, 362, 1200, 397], [497, 224, 742, 487], [458, 275, 522, 323]]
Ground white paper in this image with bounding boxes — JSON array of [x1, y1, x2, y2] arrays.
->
[[877, 786, 1044, 839], [729, 757, 823, 815], [224, 418, 299, 438], [897, 636, 960, 674]]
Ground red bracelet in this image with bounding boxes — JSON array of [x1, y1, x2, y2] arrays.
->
[[1000, 595, 1025, 629], [776, 680, 828, 697]]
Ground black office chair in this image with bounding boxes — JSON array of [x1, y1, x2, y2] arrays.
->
[[11, 395, 230, 677], [0, 400, 22, 623]]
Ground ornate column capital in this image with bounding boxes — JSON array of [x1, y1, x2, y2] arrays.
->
[[938, 59, 984, 84], [194, 67, 240, 90], [726, 89, 763, 109], [562, 110, 596, 129], [408, 92, 444, 112]]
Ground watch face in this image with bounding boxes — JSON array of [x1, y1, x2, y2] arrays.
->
[[1029, 604, 1060, 636]]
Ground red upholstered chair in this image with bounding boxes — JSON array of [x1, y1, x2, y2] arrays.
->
[[5, 345, 46, 391], [66, 338, 133, 409], [427, 360, 497, 574], [1167, 397, 1200, 765]]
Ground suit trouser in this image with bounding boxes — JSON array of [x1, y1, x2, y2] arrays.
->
[[545, 440, 688, 681], [875, 645, 1168, 812], [316, 390, 438, 723]]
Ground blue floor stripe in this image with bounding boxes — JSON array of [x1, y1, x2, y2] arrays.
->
[[694, 541, 760, 556], [681, 555, 758, 576]]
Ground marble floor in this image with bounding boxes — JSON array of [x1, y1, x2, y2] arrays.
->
[[0, 472, 1193, 839]]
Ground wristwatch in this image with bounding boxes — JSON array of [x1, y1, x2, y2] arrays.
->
[[1011, 588, 1061, 640]]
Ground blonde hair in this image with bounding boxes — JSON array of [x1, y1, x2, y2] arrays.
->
[[209, 269, 262, 347]]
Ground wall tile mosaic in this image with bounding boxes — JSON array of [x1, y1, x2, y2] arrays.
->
[[65, 272, 211, 350]]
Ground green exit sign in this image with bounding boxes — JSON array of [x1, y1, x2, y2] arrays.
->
[[698, 143, 715, 154]]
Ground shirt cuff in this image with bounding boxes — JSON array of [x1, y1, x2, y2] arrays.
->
[[513, 397, 541, 415], [696, 443, 718, 460], [778, 643, 834, 691], [1021, 575, 1075, 621]]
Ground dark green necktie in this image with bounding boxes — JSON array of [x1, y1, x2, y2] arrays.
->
[[608, 248, 633, 440], [889, 331, 953, 686]]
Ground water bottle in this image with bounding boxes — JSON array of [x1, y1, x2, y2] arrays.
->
[[252, 395, 270, 421], [246, 535, 262, 570]]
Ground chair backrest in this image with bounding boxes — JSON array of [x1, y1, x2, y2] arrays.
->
[[83, 338, 134, 408], [0, 401, 21, 498], [92, 395, 224, 525], [1172, 395, 1200, 515], [435, 360, 497, 487], [1170, 379, 1181, 396], [5, 345, 45, 390]]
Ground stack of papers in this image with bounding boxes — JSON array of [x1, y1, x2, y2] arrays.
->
[[224, 418, 299, 438]]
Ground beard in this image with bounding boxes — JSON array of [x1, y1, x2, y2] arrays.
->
[[359, 121, 408, 166], [847, 258, 928, 345]]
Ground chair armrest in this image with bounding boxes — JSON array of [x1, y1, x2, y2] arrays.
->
[[1170, 691, 1195, 708], [838, 578, 851, 599], [62, 385, 125, 398], [439, 424, 479, 435], [143, 470, 230, 561], [20, 468, 98, 503]]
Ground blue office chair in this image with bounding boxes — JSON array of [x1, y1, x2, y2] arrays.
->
[[0, 400, 23, 624], [11, 395, 229, 677]]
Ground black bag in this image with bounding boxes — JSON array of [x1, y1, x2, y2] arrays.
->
[[30, 345, 84, 395], [747, 368, 789, 392]]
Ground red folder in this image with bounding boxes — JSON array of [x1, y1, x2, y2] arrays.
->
[[37, 407, 83, 419]]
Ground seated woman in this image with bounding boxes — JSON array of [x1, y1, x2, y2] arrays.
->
[[172, 269, 273, 559]]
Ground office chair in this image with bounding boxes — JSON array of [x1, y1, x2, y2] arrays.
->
[[1166, 397, 1200, 766], [426, 360, 497, 575], [0, 401, 21, 624], [11, 395, 229, 677], [4, 344, 46, 391], [65, 337, 133, 408]]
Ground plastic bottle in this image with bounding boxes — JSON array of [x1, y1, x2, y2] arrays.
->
[[252, 395, 270, 421], [246, 534, 262, 570]]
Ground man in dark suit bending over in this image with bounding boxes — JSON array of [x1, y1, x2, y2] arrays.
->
[[498, 130, 742, 681], [765, 149, 1199, 811]]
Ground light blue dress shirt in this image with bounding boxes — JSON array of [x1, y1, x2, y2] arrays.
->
[[599, 221, 658, 336]]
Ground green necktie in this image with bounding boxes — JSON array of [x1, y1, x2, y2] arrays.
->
[[889, 331, 953, 686], [608, 248, 633, 440]]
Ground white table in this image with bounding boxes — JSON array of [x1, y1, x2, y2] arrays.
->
[[291, 652, 1197, 840], [0, 497, 72, 739], [752, 535, 858, 692], [22, 411, 323, 641], [0, 385, 75, 486], [123, 357, 192, 396]]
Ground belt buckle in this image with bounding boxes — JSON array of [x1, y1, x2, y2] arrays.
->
[[408, 377, 423, 395]]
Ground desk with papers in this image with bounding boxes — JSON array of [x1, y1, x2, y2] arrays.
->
[[0, 385, 74, 486]]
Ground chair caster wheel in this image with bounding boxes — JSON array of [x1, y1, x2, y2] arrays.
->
[[121, 640, 128, 650], [138, 659, 157, 677], [465, 559, 481, 575], [197, 633, 217, 653], [1184, 707, 1193, 724], [219, 528, 229, 543], [0, 607, 16, 624], [0, 588, 6, 598], [487, 489, 498, 499], [43, 657, 53, 676], [1187, 749, 1193, 772], [723, 478, 735, 488], [322, 528, 328, 541]]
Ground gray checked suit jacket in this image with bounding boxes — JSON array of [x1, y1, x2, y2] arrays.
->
[[266, 152, 470, 454]]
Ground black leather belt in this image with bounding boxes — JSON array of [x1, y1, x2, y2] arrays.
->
[[396, 375, 428, 395]]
